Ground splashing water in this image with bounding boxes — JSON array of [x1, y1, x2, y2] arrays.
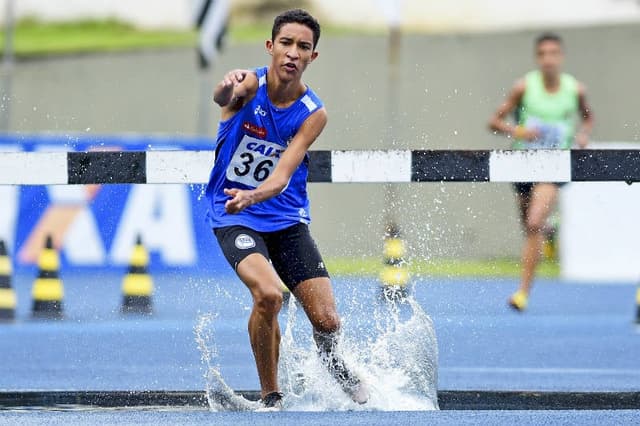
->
[[194, 313, 258, 412], [279, 293, 438, 411], [195, 285, 439, 412]]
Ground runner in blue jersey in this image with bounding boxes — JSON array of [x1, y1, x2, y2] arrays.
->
[[206, 9, 368, 410]]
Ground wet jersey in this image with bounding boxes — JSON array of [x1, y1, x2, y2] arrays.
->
[[205, 66, 323, 232]]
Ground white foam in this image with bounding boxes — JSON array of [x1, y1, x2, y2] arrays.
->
[[194, 313, 258, 412], [196, 289, 439, 412]]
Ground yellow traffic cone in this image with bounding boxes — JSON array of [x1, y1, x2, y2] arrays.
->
[[379, 224, 410, 301], [31, 235, 64, 319], [0, 240, 17, 321], [121, 235, 153, 314], [281, 281, 291, 304]]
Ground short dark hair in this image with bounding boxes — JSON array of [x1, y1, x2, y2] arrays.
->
[[272, 9, 321, 49], [535, 32, 563, 49]]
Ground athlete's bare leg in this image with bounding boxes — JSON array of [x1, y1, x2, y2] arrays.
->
[[292, 277, 340, 334], [236, 253, 284, 398], [518, 183, 558, 294], [293, 277, 368, 403]]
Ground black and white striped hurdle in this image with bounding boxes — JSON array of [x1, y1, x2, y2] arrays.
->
[[0, 150, 639, 185]]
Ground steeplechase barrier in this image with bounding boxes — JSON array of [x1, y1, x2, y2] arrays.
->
[[0, 149, 639, 185]]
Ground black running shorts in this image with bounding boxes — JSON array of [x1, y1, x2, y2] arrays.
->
[[214, 223, 329, 291], [513, 182, 566, 197]]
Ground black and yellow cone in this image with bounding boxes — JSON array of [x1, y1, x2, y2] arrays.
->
[[31, 235, 64, 319], [542, 226, 557, 261], [379, 224, 410, 301], [121, 235, 153, 314], [281, 281, 291, 304], [0, 240, 17, 321]]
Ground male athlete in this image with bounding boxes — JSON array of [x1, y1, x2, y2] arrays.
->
[[205, 9, 368, 409], [489, 33, 593, 311]]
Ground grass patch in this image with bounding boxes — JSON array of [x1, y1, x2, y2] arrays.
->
[[325, 257, 560, 278], [0, 19, 197, 57], [0, 19, 380, 58], [228, 23, 271, 44]]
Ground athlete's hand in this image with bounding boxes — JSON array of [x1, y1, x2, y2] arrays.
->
[[221, 69, 250, 97], [575, 131, 589, 149], [224, 188, 255, 214], [214, 69, 252, 107], [512, 125, 540, 141]]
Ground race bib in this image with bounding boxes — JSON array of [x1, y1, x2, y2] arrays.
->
[[525, 117, 568, 149], [226, 135, 284, 188]]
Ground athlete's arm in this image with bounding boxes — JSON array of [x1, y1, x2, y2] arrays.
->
[[488, 79, 539, 141], [224, 108, 328, 214], [213, 69, 259, 121], [574, 83, 594, 149]]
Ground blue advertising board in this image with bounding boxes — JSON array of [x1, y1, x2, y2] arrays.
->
[[0, 133, 228, 273]]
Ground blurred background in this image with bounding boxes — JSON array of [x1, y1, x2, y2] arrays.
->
[[1, 0, 640, 281], [1, 1, 640, 406]]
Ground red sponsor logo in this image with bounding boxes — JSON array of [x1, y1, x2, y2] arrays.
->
[[243, 122, 267, 139]]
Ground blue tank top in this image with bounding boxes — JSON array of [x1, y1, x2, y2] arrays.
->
[[206, 66, 324, 232]]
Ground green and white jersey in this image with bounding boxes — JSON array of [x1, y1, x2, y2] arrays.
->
[[514, 70, 579, 150]]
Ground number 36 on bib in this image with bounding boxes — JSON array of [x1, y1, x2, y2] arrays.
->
[[226, 135, 285, 188]]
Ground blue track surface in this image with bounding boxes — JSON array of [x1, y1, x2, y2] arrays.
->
[[1, 271, 639, 423], [2, 272, 638, 391], [0, 409, 639, 426]]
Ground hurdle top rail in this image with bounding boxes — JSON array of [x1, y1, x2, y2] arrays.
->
[[0, 149, 639, 185]]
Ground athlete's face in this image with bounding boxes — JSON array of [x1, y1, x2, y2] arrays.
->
[[266, 23, 318, 82], [536, 40, 564, 77]]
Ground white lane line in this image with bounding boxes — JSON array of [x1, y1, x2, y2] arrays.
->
[[442, 367, 640, 375]]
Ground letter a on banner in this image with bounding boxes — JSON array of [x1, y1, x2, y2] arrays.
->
[[111, 185, 196, 266]]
